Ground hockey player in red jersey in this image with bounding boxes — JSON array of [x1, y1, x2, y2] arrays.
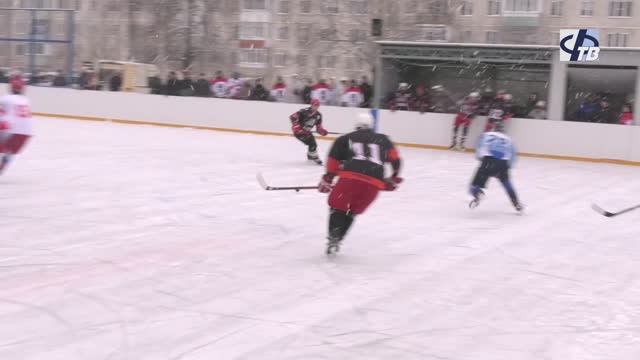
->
[[0, 75, 33, 174], [450, 91, 480, 150], [289, 98, 328, 165], [318, 112, 403, 254]]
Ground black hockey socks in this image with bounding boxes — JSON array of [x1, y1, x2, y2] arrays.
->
[[0, 154, 11, 174], [328, 209, 354, 241], [450, 125, 459, 147], [461, 125, 469, 147], [501, 179, 520, 207]]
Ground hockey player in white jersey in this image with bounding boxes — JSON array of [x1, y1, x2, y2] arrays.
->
[[0, 74, 33, 174], [469, 122, 523, 212]]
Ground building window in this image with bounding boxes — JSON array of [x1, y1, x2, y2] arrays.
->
[[296, 54, 308, 67], [322, 0, 338, 14], [504, 0, 539, 12], [317, 55, 337, 69], [349, 0, 367, 14], [16, 42, 46, 55], [297, 23, 312, 44], [277, 0, 289, 14], [580, 0, 594, 15], [429, 0, 447, 15], [300, 0, 311, 13], [488, 0, 501, 15], [418, 25, 447, 41], [273, 52, 287, 67], [462, 30, 472, 42], [318, 28, 337, 41], [609, 1, 632, 16], [405, 0, 418, 13], [551, 0, 563, 15], [344, 56, 357, 70], [486, 31, 499, 44], [243, 0, 266, 10], [239, 22, 268, 39], [607, 33, 629, 46], [461, 1, 473, 15], [349, 28, 367, 43], [276, 26, 289, 40], [239, 48, 268, 64]]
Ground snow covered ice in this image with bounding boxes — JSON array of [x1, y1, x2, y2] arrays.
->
[[1, 117, 640, 360]]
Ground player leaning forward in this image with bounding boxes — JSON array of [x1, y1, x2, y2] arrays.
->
[[469, 122, 523, 212], [289, 99, 328, 165], [0, 75, 33, 174], [318, 113, 403, 254]]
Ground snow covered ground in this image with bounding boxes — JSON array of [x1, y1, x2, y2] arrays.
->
[[1, 117, 640, 360]]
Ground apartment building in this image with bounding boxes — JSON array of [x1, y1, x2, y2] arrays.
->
[[0, 0, 637, 82]]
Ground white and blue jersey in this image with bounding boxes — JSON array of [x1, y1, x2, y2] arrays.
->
[[475, 132, 517, 166]]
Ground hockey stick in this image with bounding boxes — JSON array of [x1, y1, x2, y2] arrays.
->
[[591, 203, 640, 217], [256, 173, 318, 191], [314, 131, 342, 135]]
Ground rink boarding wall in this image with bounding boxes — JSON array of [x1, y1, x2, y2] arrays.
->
[[5, 85, 640, 165]]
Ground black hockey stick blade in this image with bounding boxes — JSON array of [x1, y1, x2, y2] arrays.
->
[[592, 203, 640, 217], [256, 173, 318, 191]]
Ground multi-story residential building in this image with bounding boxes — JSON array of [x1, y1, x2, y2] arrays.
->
[[0, 0, 638, 83]]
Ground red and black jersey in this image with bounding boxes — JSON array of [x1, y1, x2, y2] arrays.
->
[[290, 107, 323, 131], [326, 129, 401, 189], [487, 101, 512, 120]]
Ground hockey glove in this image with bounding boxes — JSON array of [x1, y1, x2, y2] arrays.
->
[[292, 123, 305, 136], [318, 173, 335, 193], [383, 176, 403, 191], [316, 126, 328, 136]]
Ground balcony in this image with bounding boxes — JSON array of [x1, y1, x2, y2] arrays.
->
[[502, 0, 541, 27]]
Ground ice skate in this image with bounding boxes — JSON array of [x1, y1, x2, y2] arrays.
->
[[326, 237, 341, 255], [469, 189, 485, 209], [514, 202, 524, 214], [307, 152, 323, 165]]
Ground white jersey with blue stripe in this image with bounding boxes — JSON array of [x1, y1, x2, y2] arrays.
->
[[476, 132, 517, 166]]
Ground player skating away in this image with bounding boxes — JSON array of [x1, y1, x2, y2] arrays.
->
[[289, 99, 328, 165], [318, 113, 403, 255], [0, 75, 33, 175], [469, 122, 523, 213], [450, 91, 480, 151]]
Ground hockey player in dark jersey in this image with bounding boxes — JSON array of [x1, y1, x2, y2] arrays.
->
[[289, 98, 328, 165], [318, 112, 403, 254], [450, 91, 480, 150], [484, 93, 513, 132]]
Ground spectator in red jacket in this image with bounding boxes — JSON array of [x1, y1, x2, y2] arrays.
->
[[619, 104, 633, 125]]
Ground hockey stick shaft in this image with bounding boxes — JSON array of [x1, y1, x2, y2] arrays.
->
[[256, 172, 318, 191], [264, 185, 318, 191], [592, 203, 640, 217]]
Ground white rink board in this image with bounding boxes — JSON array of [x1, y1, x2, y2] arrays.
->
[[1, 117, 639, 360], [1, 85, 640, 162]]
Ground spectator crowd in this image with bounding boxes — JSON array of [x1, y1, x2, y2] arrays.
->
[[0, 67, 634, 125]]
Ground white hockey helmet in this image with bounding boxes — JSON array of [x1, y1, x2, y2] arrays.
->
[[469, 91, 480, 99], [355, 112, 375, 130], [535, 100, 546, 107], [502, 93, 513, 101]]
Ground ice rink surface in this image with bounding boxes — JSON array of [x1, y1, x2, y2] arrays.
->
[[1, 117, 640, 360]]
